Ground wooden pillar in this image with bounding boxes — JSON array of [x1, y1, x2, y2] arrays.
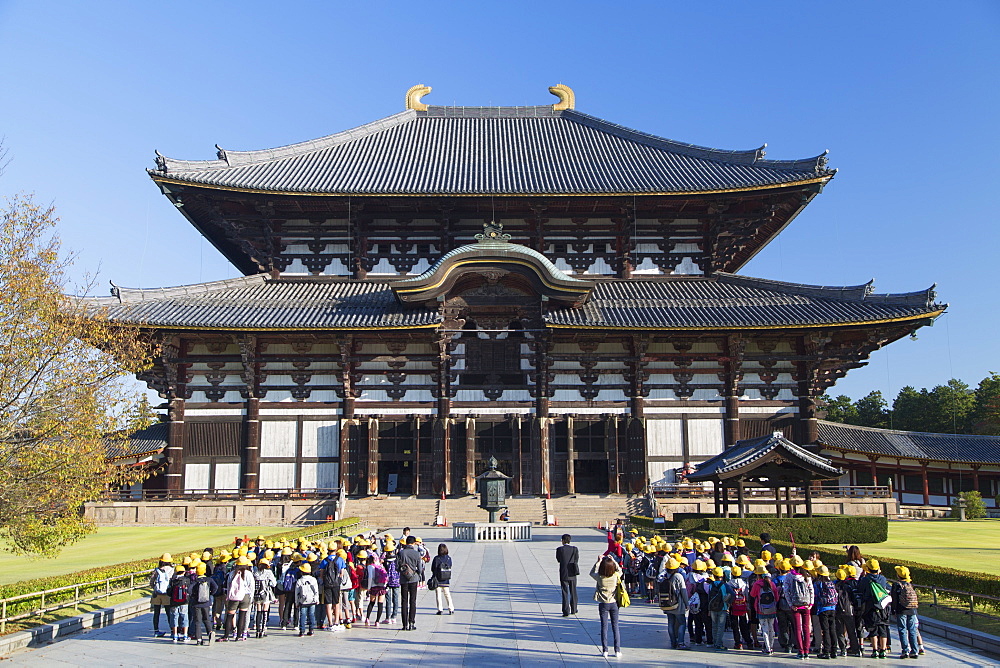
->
[[721, 485, 730, 518], [920, 463, 929, 506], [434, 333, 452, 496], [775, 486, 782, 518], [795, 360, 818, 444], [785, 486, 793, 517], [972, 465, 981, 496], [367, 417, 378, 496], [723, 335, 744, 447], [166, 398, 186, 494], [243, 397, 261, 493], [566, 415, 576, 494], [804, 479, 814, 517], [736, 478, 746, 518], [465, 416, 476, 495], [512, 416, 522, 495], [606, 415, 619, 494], [714, 483, 721, 517], [627, 338, 649, 493], [534, 337, 552, 496]]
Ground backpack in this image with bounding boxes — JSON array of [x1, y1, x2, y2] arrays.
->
[[645, 562, 657, 580], [169, 576, 189, 605], [817, 580, 838, 608], [836, 582, 855, 616], [338, 567, 352, 589], [281, 571, 296, 592], [731, 584, 748, 615], [707, 581, 726, 612], [757, 580, 778, 616], [372, 564, 388, 586], [253, 573, 268, 600], [296, 578, 318, 605], [211, 566, 228, 596], [399, 558, 416, 580], [436, 557, 452, 581], [659, 575, 680, 612], [688, 591, 701, 615], [323, 564, 340, 588], [194, 578, 212, 604], [788, 576, 812, 608], [898, 582, 919, 610], [870, 580, 892, 609]]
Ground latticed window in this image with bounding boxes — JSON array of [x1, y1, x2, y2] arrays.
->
[[378, 421, 414, 455], [460, 338, 524, 386], [573, 420, 606, 453]]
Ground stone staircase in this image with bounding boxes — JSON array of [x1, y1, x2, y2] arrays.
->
[[546, 495, 650, 528], [440, 495, 545, 525], [341, 496, 442, 530]]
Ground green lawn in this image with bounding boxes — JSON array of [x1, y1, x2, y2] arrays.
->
[[817, 518, 1000, 575], [0, 526, 283, 586]]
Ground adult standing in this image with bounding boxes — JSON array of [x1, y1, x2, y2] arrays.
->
[[555, 534, 580, 616], [590, 555, 623, 658], [431, 543, 454, 615], [148, 553, 174, 638], [661, 557, 690, 650], [398, 536, 424, 630]]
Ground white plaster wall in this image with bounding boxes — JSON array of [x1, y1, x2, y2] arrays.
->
[[301, 462, 339, 490], [301, 421, 339, 458], [259, 463, 296, 491], [261, 421, 296, 458], [215, 462, 241, 491], [646, 419, 684, 457], [687, 419, 724, 457], [184, 463, 210, 491]]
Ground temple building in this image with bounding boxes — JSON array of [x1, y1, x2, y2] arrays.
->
[[90, 84, 970, 503]]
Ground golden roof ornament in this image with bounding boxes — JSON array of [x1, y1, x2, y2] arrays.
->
[[548, 84, 575, 110], [405, 84, 432, 111]]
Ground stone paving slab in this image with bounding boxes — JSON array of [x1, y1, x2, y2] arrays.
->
[[5, 528, 996, 667]]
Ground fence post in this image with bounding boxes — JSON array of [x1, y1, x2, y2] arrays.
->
[[2, 599, 6, 634], [932, 587, 938, 609], [39, 592, 44, 622], [105, 578, 110, 601], [74, 585, 80, 611], [130, 573, 135, 593], [969, 594, 974, 626]]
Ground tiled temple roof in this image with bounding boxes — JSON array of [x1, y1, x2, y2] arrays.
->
[[817, 420, 1000, 465], [150, 105, 834, 196], [687, 432, 843, 481]]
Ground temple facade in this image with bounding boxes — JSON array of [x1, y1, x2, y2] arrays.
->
[[90, 85, 946, 499]]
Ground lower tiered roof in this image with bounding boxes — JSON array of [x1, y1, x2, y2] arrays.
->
[[817, 420, 1000, 465]]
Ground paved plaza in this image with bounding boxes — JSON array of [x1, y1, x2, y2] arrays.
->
[[6, 528, 995, 667]]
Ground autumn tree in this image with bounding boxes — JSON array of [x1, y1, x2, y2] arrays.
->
[[0, 194, 155, 556]]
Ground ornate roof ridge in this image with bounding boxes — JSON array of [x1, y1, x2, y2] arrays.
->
[[714, 273, 942, 308]]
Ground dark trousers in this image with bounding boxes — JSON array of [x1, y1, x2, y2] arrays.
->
[[560, 578, 578, 615], [598, 601, 620, 652], [192, 606, 212, 640], [818, 610, 837, 656], [400, 582, 418, 628], [837, 612, 860, 654], [777, 608, 794, 650], [689, 609, 712, 644], [731, 613, 751, 648]]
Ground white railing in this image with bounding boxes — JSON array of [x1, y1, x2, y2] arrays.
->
[[452, 522, 532, 542]]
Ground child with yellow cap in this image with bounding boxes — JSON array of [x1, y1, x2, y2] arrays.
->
[[890, 566, 920, 659], [858, 559, 891, 659]]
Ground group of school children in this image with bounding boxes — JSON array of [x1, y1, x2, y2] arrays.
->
[[612, 530, 925, 660], [147, 527, 446, 645]]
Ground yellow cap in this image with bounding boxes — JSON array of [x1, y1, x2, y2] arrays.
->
[[219, 554, 231, 563], [780, 559, 792, 572], [383, 540, 396, 552], [264, 549, 274, 559], [258, 558, 270, 567], [737, 555, 751, 566], [705, 559, 716, 569], [894, 565, 911, 582], [196, 563, 207, 576], [817, 565, 830, 577], [307, 553, 318, 562], [803, 560, 815, 572], [722, 554, 735, 563], [281, 547, 293, 556], [299, 562, 312, 574], [357, 550, 368, 560], [201, 550, 212, 561], [292, 552, 304, 562], [790, 555, 804, 568], [836, 568, 847, 581], [772, 552, 782, 562], [736, 539, 745, 547], [182, 556, 193, 566], [247, 552, 257, 561], [754, 563, 767, 575], [235, 556, 252, 567], [693, 560, 707, 571], [160, 553, 173, 563], [845, 564, 858, 578], [256, 535, 265, 541], [761, 550, 772, 561], [336, 549, 348, 559], [415, 538, 422, 543], [731, 566, 743, 578], [866, 558, 880, 572], [712, 567, 724, 578], [666, 558, 680, 570]]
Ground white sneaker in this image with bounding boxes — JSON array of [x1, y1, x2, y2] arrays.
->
[[615, 651, 622, 658], [601, 650, 608, 657]]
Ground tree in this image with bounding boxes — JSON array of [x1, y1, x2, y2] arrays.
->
[[854, 390, 890, 429], [0, 194, 155, 556], [950, 491, 987, 520], [891, 385, 931, 432], [820, 394, 857, 423], [971, 372, 1000, 435], [924, 379, 975, 434]]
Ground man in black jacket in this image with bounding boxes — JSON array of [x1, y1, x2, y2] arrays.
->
[[398, 536, 424, 630], [555, 534, 579, 616]]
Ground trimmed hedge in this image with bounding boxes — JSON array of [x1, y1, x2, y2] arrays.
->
[[692, 530, 1000, 612], [643, 514, 887, 544], [0, 518, 362, 623]]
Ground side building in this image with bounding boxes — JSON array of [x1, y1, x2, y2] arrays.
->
[[86, 86, 947, 501]]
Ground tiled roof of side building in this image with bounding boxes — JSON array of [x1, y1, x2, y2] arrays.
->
[[817, 420, 1000, 465], [83, 275, 441, 330], [687, 432, 843, 481], [104, 422, 168, 461], [544, 273, 945, 329], [150, 105, 834, 195]]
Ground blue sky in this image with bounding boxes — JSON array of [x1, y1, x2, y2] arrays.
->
[[0, 1, 997, 401]]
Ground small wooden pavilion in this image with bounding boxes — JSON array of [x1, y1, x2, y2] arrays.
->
[[686, 432, 844, 517]]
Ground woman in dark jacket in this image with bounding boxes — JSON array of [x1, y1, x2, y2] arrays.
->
[[431, 543, 454, 615]]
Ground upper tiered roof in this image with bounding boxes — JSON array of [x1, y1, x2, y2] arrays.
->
[[150, 88, 834, 196], [817, 421, 1000, 465]]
